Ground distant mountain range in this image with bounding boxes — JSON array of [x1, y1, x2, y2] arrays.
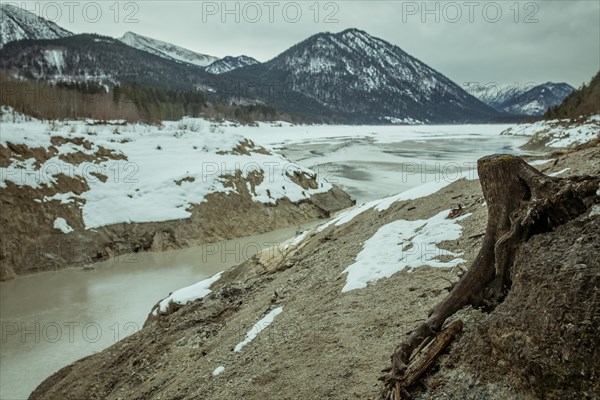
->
[[498, 83, 575, 115], [468, 82, 575, 116], [467, 83, 527, 109], [0, 4, 576, 123]]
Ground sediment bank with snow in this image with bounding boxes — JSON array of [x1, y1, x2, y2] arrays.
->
[[0, 110, 353, 280]]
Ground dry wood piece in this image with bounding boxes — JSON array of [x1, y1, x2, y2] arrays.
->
[[381, 154, 600, 399], [399, 320, 463, 391]]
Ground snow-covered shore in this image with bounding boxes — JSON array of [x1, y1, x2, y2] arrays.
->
[[0, 109, 353, 280], [0, 112, 334, 229], [501, 114, 600, 149]]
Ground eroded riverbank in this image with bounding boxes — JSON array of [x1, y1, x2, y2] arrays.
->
[[0, 222, 319, 399]]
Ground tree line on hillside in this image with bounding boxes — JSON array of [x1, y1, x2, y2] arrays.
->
[[545, 71, 600, 119], [0, 73, 296, 124]]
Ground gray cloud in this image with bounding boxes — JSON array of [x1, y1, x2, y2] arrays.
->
[[13, 0, 600, 87]]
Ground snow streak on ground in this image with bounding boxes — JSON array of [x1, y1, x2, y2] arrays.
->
[[234, 307, 284, 352], [342, 210, 471, 292], [317, 176, 470, 232], [280, 230, 310, 250], [549, 168, 570, 177]]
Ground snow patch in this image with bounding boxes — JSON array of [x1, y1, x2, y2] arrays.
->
[[318, 178, 463, 232], [342, 210, 470, 292], [212, 366, 225, 376], [156, 272, 223, 315], [374, 180, 459, 212], [528, 159, 553, 166], [1, 115, 332, 229], [501, 115, 600, 148], [280, 231, 309, 250], [549, 168, 570, 177], [43, 49, 66, 72], [53, 217, 73, 233]]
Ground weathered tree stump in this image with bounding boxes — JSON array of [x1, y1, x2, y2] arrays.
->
[[381, 154, 599, 399]]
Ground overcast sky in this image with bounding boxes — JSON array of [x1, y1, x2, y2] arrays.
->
[[13, 0, 600, 88]]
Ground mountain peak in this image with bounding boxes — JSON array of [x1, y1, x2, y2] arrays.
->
[[121, 31, 137, 40], [206, 55, 260, 74], [246, 28, 496, 123], [304, 28, 375, 45], [0, 3, 72, 48], [338, 28, 369, 37]]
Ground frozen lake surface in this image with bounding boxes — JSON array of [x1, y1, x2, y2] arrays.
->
[[242, 123, 530, 203]]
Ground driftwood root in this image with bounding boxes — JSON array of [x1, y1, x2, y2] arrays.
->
[[381, 155, 599, 398]]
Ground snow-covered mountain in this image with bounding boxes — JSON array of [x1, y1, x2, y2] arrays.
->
[[466, 83, 529, 109], [206, 55, 260, 74], [117, 32, 258, 73], [119, 32, 218, 67], [0, 3, 72, 48], [228, 28, 497, 123], [0, 34, 219, 91], [498, 83, 575, 116], [468, 82, 574, 115]]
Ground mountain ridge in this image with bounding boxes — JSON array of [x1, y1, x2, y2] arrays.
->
[[0, 6, 543, 123], [0, 34, 218, 91], [0, 3, 72, 48], [469, 82, 575, 115], [118, 31, 219, 67], [206, 55, 260, 74]]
